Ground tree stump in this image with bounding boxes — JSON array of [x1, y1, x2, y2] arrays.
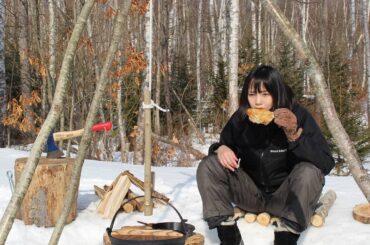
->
[[353, 203, 370, 224], [15, 157, 77, 227], [103, 226, 204, 245]]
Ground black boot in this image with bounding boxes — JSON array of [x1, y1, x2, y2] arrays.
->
[[274, 231, 300, 245], [216, 222, 244, 245]]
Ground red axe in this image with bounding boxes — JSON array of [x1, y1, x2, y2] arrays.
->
[[52, 121, 113, 141]]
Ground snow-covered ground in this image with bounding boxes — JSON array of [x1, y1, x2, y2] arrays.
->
[[0, 148, 370, 244]]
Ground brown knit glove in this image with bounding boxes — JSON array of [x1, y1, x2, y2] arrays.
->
[[274, 108, 303, 142]]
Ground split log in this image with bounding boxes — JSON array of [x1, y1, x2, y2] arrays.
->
[[311, 190, 337, 227], [94, 185, 106, 200], [97, 175, 131, 219], [122, 170, 170, 204], [244, 213, 257, 223], [14, 157, 77, 227], [122, 201, 135, 213], [152, 133, 206, 160], [103, 226, 204, 245], [97, 190, 113, 214], [353, 203, 370, 224], [256, 212, 270, 226], [126, 189, 144, 212]]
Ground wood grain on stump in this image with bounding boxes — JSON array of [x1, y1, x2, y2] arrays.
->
[[353, 203, 370, 224], [15, 157, 77, 227]]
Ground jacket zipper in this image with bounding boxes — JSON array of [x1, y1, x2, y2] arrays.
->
[[260, 150, 271, 193]]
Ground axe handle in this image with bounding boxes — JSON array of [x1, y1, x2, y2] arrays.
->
[[53, 129, 84, 141]]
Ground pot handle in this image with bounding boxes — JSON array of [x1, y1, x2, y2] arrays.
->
[[107, 196, 188, 236]]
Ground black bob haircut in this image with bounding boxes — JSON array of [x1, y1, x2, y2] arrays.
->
[[238, 65, 295, 116]]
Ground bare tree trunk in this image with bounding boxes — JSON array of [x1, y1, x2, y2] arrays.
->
[[184, 0, 192, 75], [18, 0, 34, 134], [251, 1, 257, 51], [299, 0, 310, 95], [32, 0, 48, 119], [209, 0, 218, 77], [66, 76, 75, 158], [361, 0, 370, 124], [219, 0, 228, 75], [48, 1, 131, 244], [347, 0, 356, 86], [258, 0, 370, 202], [164, 0, 174, 138], [196, 0, 202, 122], [0, 1, 96, 243], [154, 0, 161, 135], [48, 0, 56, 103], [0, 0, 5, 147], [87, 16, 106, 123], [117, 78, 128, 162], [228, 0, 239, 117], [257, 0, 262, 54]]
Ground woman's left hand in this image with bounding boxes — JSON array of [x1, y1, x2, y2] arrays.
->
[[274, 108, 302, 141]]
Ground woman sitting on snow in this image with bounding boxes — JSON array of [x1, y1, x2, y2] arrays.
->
[[196, 65, 335, 245]]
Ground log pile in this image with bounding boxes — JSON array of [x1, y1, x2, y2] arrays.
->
[[235, 190, 337, 228], [95, 170, 170, 219]]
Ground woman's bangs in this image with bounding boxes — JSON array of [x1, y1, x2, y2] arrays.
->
[[249, 79, 271, 93]]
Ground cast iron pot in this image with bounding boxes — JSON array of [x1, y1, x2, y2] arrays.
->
[[106, 196, 193, 245]]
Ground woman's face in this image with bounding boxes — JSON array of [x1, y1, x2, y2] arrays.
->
[[247, 83, 273, 110]]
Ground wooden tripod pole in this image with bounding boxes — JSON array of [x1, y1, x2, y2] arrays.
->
[[143, 88, 153, 216], [143, 0, 153, 216]]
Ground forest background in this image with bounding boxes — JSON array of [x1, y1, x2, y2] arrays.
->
[[0, 0, 369, 174]]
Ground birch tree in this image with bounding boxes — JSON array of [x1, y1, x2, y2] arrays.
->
[[0, 0, 5, 147], [251, 1, 257, 51], [219, 0, 228, 76], [196, 0, 202, 120], [209, 0, 218, 77], [49, 1, 132, 243], [228, 0, 239, 117], [154, 0, 162, 134], [164, 0, 176, 138], [0, 1, 96, 243], [48, 0, 56, 103], [258, 0, 370, 202], [347, 0, 356, 86], [361, 0, 370, 124], [299, 0, 310, 95]]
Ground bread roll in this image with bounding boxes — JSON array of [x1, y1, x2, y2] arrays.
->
[[246, 108, 274, 125]]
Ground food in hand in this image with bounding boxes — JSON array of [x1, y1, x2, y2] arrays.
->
[[246, 108, 274, 125]]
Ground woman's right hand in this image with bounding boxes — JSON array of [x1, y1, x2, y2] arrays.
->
[[217, 145, 239, 172]]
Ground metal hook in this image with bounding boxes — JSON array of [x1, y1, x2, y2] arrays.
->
[[6, 171, 15, 193]]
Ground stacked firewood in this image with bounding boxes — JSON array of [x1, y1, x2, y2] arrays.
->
[[95, 170, 170, 219]]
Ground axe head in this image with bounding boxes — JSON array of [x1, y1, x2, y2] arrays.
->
[[46, 130, 64, 158]]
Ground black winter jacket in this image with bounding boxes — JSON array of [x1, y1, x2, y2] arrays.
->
[[209, 104, 335, 193]]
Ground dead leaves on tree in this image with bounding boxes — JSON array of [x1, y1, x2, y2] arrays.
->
[[2, 91, 42, 133]]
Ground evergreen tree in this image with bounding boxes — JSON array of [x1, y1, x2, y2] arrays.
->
[[276, 42, 304, 99], [323, 48, 370, 174]]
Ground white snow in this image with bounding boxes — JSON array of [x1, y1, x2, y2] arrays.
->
[[1, 148, 370, 245]]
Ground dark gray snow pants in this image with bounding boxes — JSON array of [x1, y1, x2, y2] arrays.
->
[[196, 155, 324, 232]]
